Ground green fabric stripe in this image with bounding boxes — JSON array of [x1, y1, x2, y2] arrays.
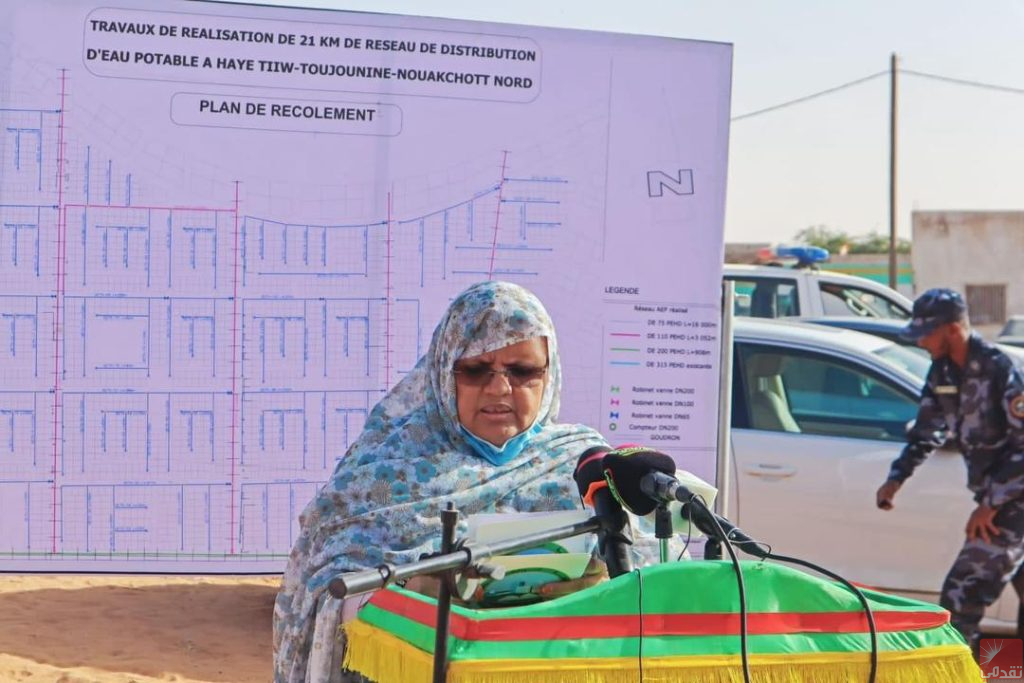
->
[[359, 603, 439, 653], [449, 626, 967, 661], [357, 602, 965, 662], [389, 562, 946, 621]]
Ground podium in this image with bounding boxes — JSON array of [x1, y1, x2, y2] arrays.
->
[[342, 561, 983, 683]]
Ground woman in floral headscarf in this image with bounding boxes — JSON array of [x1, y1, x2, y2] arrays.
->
[[273, 281, 612, 683]]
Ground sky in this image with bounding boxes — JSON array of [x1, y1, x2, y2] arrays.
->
[[238, 0, 1024, 246]]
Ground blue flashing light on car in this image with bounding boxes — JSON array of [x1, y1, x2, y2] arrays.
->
[[774, 245, 830, 266], [754, 245, 831, 269]]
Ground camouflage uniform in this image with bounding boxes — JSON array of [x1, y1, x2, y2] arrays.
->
[[887, 333, 1024, 649]]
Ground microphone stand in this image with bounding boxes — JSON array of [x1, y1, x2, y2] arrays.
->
[[703, 537, 723, 560], [328, 510, 607, 683], [432, 502, 457, 683], [654, 500, 722, 561], [328, 514, 605, 599], [654, 503, 673, 563]]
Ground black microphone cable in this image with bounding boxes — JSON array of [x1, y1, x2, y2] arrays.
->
[[600, 447, 876, 683], [762, 551, 878, 683], [675, 510, 694, 561], [682, 491, 753, 683], [634, 567, 645, 682], [687, 495, 878, 683]]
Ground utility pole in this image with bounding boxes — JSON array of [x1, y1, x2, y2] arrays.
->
[[889, 53, 899, 289]]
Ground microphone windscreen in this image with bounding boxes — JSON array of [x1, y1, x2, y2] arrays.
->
[[573, 445, 611, 506], [602, 447, 676, 515]]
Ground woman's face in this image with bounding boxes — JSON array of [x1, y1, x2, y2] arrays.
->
[[454, 337, 549, 446]]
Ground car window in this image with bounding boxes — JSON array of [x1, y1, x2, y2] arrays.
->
[[727, 277, 799, 318], [1002, 318, 1024, 336], [735, 343, 917, 441], [819, 283, 910, 320], [873, 344, 930, 382]]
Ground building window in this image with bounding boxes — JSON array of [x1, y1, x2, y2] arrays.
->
[[966, 284, 1007, 325]]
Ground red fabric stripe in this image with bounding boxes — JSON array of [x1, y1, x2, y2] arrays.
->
[[578, 451, 607, 470], [368, 590, 949, 642], [849, 581, 886, 592]]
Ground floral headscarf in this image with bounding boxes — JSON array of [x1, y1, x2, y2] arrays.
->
[[273, 281, 608, 682]]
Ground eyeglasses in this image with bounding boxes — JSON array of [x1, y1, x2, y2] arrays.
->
[[453, 363, 549, 387]]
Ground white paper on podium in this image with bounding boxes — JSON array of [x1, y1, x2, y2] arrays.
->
[[643, 469, 720, 538], [465, 510, 593, 605]]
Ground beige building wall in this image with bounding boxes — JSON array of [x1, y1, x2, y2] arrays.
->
[[912, 211, 1024, 333]]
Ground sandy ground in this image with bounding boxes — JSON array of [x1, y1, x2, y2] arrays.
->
[[0, 574, 280, 683]]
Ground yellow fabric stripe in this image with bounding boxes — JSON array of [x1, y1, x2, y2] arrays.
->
[[343, 621, 434, 681], [344, 621, 984, 683]]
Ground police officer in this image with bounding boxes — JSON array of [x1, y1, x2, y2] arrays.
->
[[876, 288, 1024, 653]]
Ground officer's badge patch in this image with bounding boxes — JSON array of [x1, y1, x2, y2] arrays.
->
[[1011, 394, 1024, 420]]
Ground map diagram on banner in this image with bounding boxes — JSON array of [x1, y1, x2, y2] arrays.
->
[[0, 1, 732, 572]]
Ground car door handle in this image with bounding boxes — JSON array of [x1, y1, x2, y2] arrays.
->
[[743, 464, 797, 480]]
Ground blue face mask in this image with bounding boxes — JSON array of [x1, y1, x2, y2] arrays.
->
[[459, 422, 543, 466]]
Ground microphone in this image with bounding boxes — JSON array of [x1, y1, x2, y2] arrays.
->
[[600, 446, 675, 515], [602, 447, 768, 559], [573, 445, 634, 578]]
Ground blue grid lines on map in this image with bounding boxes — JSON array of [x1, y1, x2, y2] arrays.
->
[[242, 297, 406, 388], [61, 391, 233, 478], [239, 175, 567, 292], [1, 206, 43, 278], [241, 216, 370, 286], [0, 480, 53, 555], [62, 296, 233, 385], [81, 145, 136, 209], [505, 176, 568, 239], [390, 298, 422, 379], [64, 296, 153, 377], [1, 106, 59, 198], [0, 204, 56, 295], [74, 206, 152, 290], [0, 295, 52, 383], [240, 389, 377, 474], [0, 102, 61, 559], [0, 391, 52, 475], [63, 205, 233, 296], [238, 480, 321, 553], [443, 176, 565, 280], [59, 481, 233, 557]]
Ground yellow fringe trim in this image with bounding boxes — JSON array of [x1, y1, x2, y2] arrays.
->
[[342, 620, 984, 683]]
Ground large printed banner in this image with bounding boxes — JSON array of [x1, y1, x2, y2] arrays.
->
[[0, 1, 732, 571]]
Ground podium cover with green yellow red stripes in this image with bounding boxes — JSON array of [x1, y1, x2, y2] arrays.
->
[[343, 561, 984, 683]]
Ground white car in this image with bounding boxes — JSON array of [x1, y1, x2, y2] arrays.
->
[[727, 317, 1016, 632], [797, 315, 1024, 368], [998, 315, 1024, 349], [724, 264, 913, 320]]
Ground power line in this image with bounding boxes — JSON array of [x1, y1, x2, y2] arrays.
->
[[732, 68, 1024, 122], [731, 71, 887, 122], [900, 68, 1024, 96]]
